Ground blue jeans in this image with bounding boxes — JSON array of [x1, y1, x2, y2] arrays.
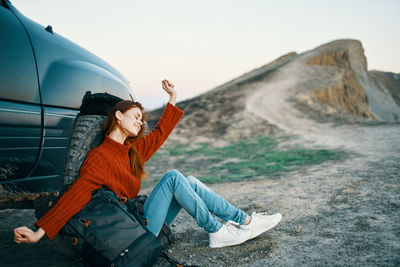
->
[[143, 169, 247, 236]]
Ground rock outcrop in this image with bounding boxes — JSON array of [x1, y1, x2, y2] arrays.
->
[[369, 70, 400, 109], [307, 49, 351, 69], [303, 40, 400, 122], [147, 39, 399, 141]]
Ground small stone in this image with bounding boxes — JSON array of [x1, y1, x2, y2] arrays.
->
[[254, 202, 264, 209], [249, 202, 264, 210]]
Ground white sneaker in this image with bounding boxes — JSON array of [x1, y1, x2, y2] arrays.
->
[[240, 212, 282, 240], [209, 222, 252, 248]]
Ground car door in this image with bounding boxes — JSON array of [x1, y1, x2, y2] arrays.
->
[[0, 3, 42, 185]]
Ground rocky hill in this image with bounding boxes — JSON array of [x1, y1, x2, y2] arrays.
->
[[300, 40, 400, 122], [147, 39, 400, 141]]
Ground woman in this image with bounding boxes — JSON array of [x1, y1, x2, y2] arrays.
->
[[14, 79, 282, 249]]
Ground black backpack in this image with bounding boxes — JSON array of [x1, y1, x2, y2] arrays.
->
[[34, 189, 191, 266], [59, 188, 187, 267], [60, 188, 161, 266]]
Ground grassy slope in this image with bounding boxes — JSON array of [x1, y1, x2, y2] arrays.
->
[[142, 135, 345, 188]]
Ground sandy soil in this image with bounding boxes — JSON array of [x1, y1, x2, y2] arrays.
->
[[1, 123, 399, 266]]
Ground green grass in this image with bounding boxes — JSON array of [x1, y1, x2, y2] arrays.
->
[[145, 135, 345, 185], [361, 121, 388, 127]]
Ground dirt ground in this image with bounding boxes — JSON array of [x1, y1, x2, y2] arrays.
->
[[1, 122, 399, 266]]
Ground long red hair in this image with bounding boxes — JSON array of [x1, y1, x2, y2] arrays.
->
[[103, 100, 147, 179]]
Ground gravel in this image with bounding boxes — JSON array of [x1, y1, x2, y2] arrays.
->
[[1, 124, 399, 266]]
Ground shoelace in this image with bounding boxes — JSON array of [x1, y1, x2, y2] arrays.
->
[[225, 222, 241, 236], [253, 212, 268, 218], [227, 220, 239, 226], [251, 212, 268, 223], [253, 212, 268, 216]]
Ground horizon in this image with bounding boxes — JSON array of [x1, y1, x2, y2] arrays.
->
[[10, 0, 400, 110]]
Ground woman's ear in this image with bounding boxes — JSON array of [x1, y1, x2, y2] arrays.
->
[[115, 110, 123, 121]]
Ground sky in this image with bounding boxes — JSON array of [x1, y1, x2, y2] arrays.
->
[[10, 0, 400, 110]]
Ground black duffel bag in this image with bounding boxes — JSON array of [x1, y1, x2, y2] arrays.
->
[[61, 187, 163, 267]]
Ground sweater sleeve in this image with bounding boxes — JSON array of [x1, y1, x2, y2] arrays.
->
[[34, 150, 107, 240], [133, 103, 184, 162]]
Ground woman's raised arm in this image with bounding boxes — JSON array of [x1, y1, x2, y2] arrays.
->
[[162, 79, 177, 106], [133, 79, 184, 162]]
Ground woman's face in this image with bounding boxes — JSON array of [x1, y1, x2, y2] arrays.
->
[[116, 107, 143, 137]]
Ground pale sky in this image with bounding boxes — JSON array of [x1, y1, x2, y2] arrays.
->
[[10, 0, 400, 110]]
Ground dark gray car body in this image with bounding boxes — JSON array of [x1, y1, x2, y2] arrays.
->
[[0, 0, 134, 193]]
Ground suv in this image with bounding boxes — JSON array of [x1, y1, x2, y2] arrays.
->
[[0, 0, 134, 208]]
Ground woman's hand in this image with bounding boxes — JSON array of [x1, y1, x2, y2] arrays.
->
[[14, 226, 45, 244], [162, 79, 177, 106]]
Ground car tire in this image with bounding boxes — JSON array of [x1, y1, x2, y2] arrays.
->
[[63, 115, 106, 188]]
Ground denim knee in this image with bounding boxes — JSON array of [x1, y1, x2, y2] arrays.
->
[[165, 169, 182, 177], [185, 175, 195, 184], [165, 170, 204, 192], [164, 169, 186, 189], [186, 175, 207, 190]]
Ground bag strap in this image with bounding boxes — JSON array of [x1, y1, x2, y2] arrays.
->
[[160, 221, 175, 244]]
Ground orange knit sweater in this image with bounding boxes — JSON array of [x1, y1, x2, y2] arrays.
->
[[35, 103, 184, 240]]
